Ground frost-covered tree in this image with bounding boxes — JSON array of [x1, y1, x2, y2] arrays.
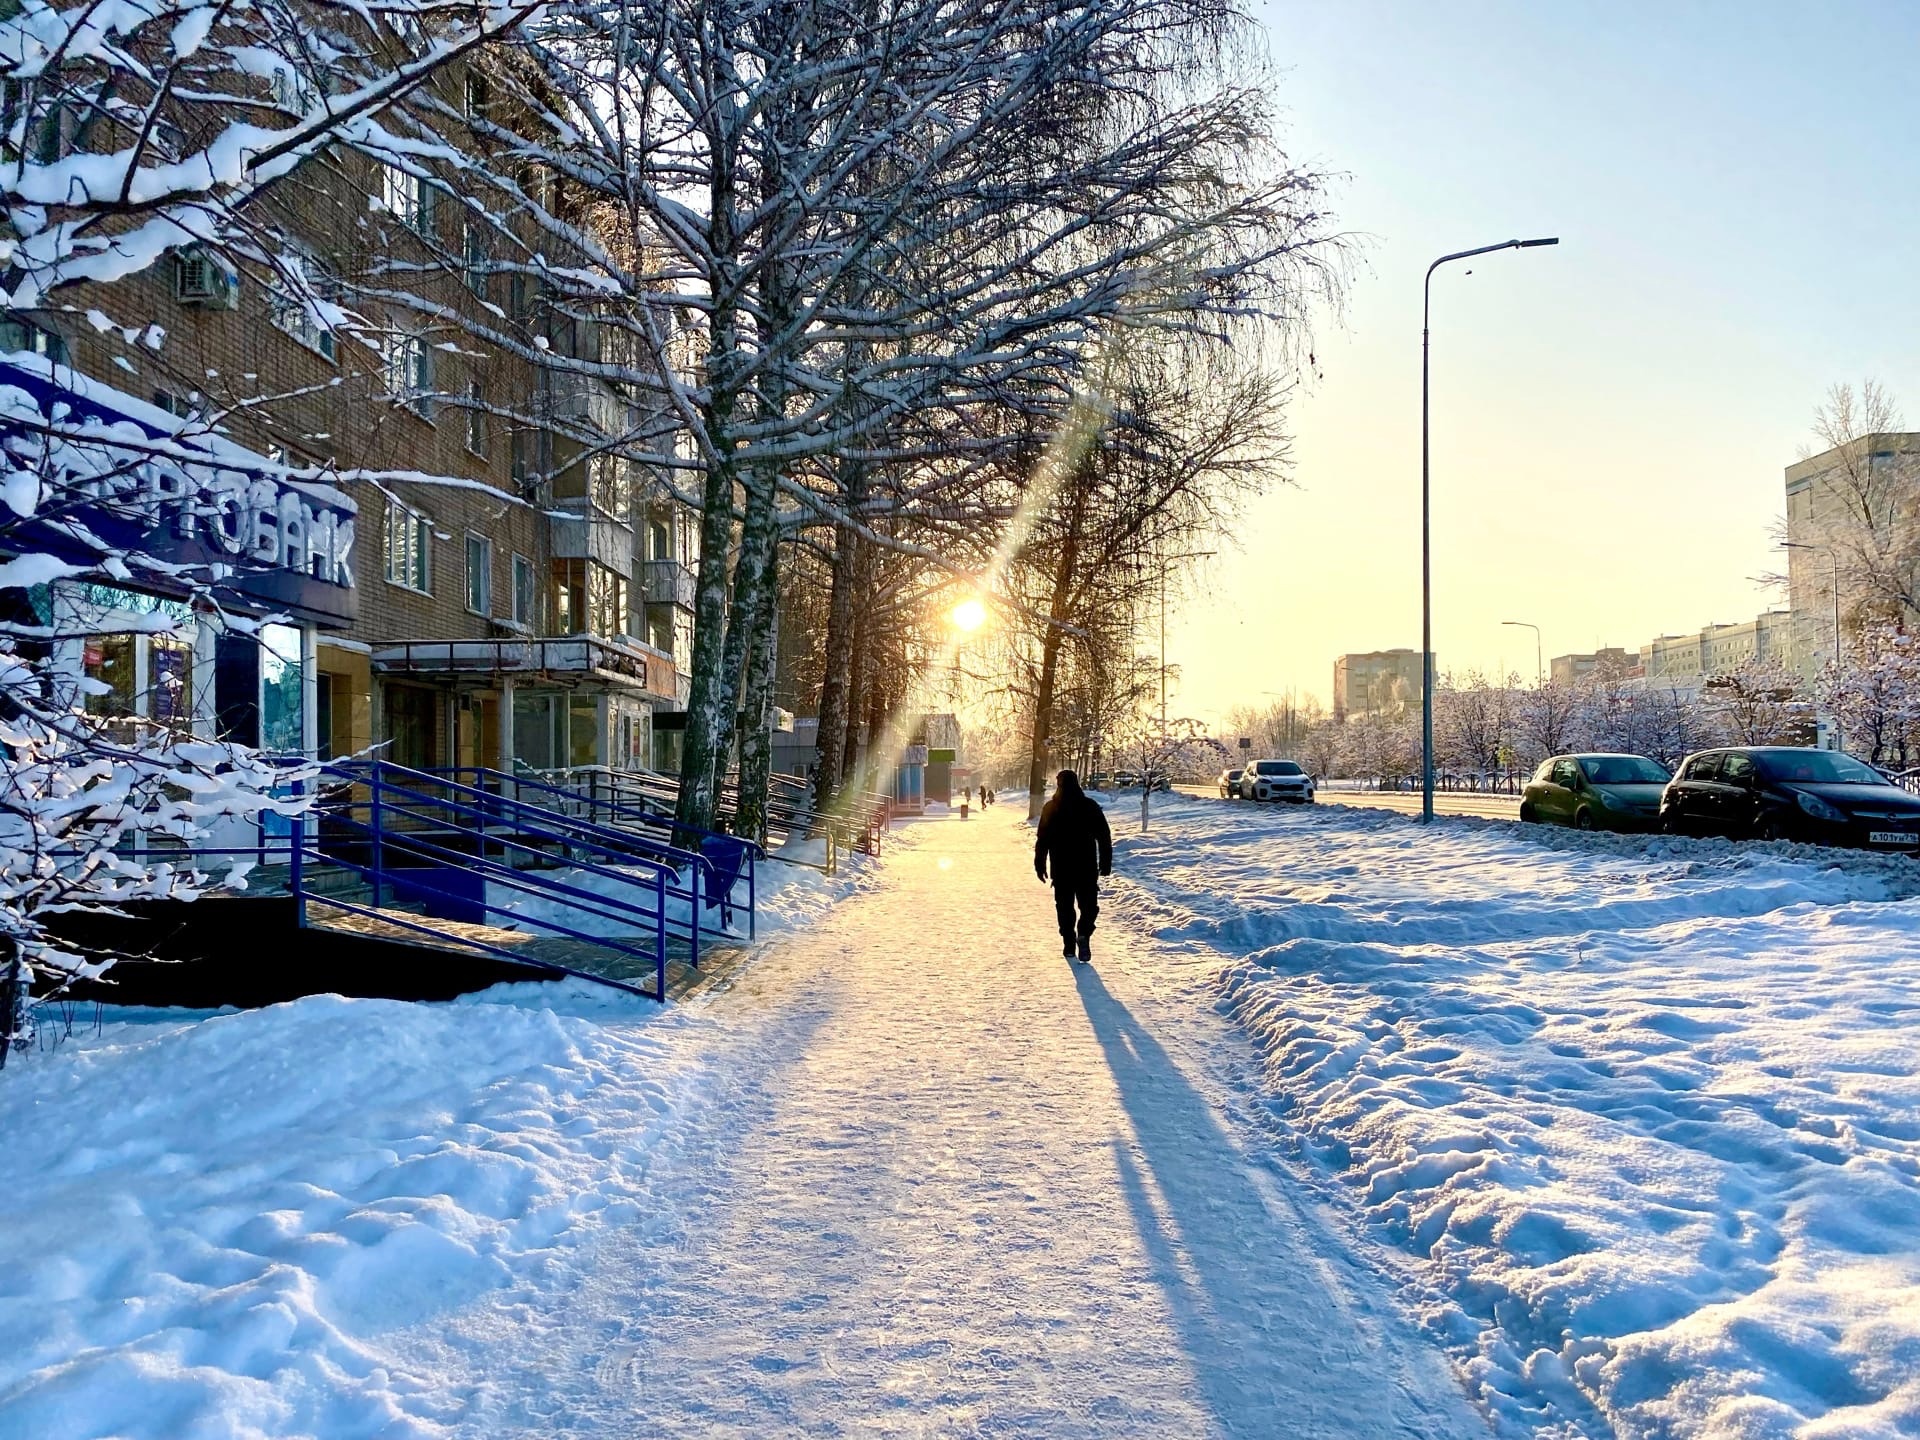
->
[[1819, 623, 1920, 769], [0, 0, 532, 1059], [1512, 680, 1586, 764], [1707, 654, 1808, 746], [1433, 670, 1514, 782], [384, 0, 1335, 832]]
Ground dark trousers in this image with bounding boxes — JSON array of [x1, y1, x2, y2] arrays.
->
[[1052, 871, 1099, 940]]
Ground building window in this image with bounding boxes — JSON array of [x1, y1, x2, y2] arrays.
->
[[512, 553, 536, 627], [509, 426, 541, 492], [378, 162, 433, 235], [152, 389, 198, 421], [462, 222, 489, 299], [465, 381, 488, 457], [464, 71, 490, 118], [553, 558, 628, 638], [384, 500, 431, 593], [588, 453, 631, 522], [0, 319, 65, 363], [271, 63, 316, 115], [267, 251, 336, 360], [465, 533, 491, 615], [381, 331, 434, 417], [648, 517, 670, 561]]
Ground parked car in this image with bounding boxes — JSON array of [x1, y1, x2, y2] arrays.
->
[[1218, 768, 1245, 798], [1520, 752, 1671, 832], [1240, 759, 1315, 803], [1659, 746, 1920, 849]]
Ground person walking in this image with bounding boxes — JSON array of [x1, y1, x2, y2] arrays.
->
[[1034, 769, 1113, 962]]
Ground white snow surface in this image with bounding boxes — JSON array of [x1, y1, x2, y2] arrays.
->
[[0, 815, 1484, 1439], [1105, 795, 1920, 1439]]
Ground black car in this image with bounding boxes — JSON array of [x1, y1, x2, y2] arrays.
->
[[1659, 746, 1920, 850]]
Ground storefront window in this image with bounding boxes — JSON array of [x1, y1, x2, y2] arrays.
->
[[385, 684, 438, 770], [569, 695, 601, 768], [149, 633, 192, 730], [259, 623, 305, 752], [61, 585, 198, 742], [83, 634, 137, 737], [512, 690, 557, 772]]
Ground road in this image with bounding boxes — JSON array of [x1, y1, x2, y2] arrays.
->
[[1170, 783, 1522, 821]]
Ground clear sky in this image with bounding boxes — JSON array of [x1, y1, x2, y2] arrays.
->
[[1164, 0, 1920, 726]]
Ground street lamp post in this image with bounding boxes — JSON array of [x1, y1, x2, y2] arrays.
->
[[1422, 237, 1559, 823], [1502, 620, 1543, 687]]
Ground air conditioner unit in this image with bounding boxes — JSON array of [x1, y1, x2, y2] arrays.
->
[[174, 250, 238, 309]]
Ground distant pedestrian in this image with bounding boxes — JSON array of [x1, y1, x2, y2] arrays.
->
[[1034, 769, 1113, 962]]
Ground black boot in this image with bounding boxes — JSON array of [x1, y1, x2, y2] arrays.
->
[[1076, 936, 1091, 963], [1062, 937, 1075, 959]]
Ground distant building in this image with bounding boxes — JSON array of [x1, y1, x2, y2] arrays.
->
[[1549, 648, 1636, 686], [1638, 611, 1796, 689], [1333, 649, 1431, 721], [1783, 432, 1920, 677]]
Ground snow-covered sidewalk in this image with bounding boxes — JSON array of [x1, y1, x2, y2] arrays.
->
[[1106, 796, 1920, 1439], [1, 811, 1482, 1438]]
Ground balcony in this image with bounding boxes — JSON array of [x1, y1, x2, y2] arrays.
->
[[550, 503, 633, 576], [643, 557, 696, 611], [542, 374, 632, 437]]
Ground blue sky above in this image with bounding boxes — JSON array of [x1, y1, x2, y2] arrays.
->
[[1168, 0, 1920, 721]]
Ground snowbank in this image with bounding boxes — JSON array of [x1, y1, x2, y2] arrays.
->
[[0, 989, 702, 1439], [1108, 796, 1920, 1438]]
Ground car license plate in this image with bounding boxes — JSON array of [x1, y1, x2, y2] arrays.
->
[[1869, 831, 1916, 845]]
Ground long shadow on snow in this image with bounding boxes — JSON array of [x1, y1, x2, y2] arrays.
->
[[1069, 962, 1480, 1439]]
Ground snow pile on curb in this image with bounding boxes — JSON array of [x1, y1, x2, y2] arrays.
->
[[0, 991, 705, 1439], [1110, 797, 1920, 1438]]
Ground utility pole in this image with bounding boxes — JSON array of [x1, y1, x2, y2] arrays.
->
[[1422, 236, 1558, 822]]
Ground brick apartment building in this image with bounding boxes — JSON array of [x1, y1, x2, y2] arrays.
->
[[4, 53, 700, 778]]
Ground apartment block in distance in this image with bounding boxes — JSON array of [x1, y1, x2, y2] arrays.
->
[[1333, 649, 1432, 721], [1783, 431, 1920, 674]]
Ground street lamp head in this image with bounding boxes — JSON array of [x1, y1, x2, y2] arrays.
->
[[1517, 237, 1559, 248]]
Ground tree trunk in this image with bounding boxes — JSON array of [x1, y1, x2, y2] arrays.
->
[[708, 467, 779, 809], [1027, 481, 1088, 819], [675, 142, 745, 835], [0, 939, 26, 1071], [843, 597, 873, 787], [735, 543, 782, 844], [811, 469, 867, 816]]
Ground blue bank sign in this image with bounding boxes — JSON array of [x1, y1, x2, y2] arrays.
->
[[0, 354, 358, 627]]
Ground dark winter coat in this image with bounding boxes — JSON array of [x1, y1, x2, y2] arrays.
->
[[1035, 777, 1113, 882]]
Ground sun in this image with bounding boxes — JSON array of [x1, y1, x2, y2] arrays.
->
[[951, 597, 987, 633]]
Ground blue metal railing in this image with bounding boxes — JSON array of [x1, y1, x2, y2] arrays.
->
[[420, 764, 758, 942], [83, 757, 766, 1003], [312, 760, 748, 963]]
